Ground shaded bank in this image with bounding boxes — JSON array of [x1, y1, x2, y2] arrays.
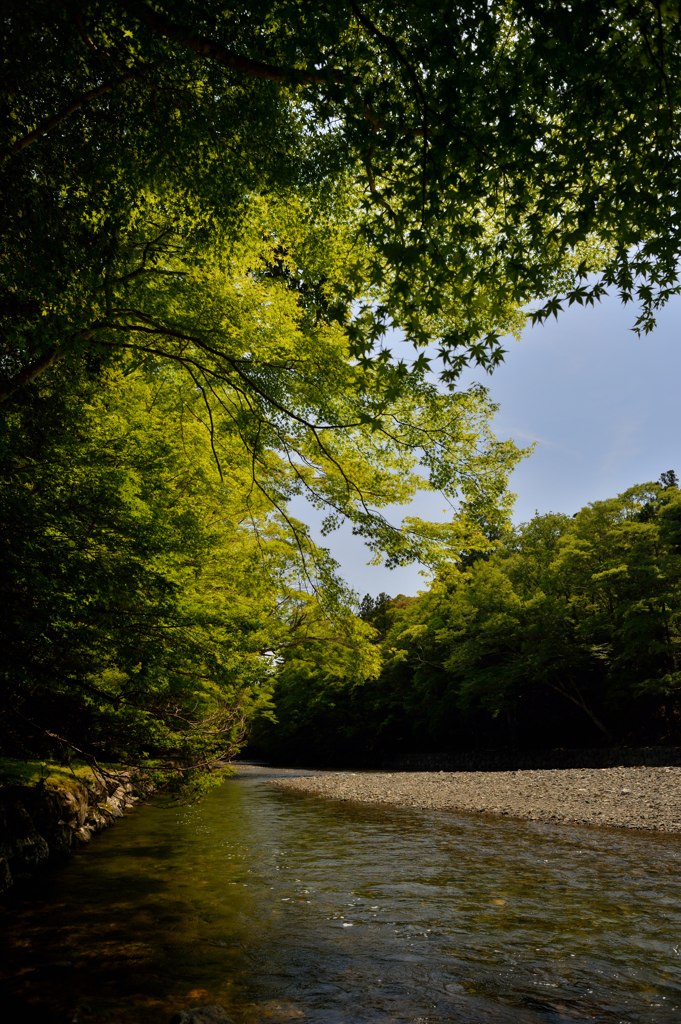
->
[[0, 765, 150, 893], [246, 743, 681, 772], [383, 744, 681, 772]]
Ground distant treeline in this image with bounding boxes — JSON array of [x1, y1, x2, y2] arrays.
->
[[251, 475, 681, 764]]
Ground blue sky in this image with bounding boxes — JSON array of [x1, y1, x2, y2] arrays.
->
[[291, 292, 681, 600]]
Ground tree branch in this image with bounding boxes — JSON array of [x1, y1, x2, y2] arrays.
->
[[0, 348, 62, 403], [548, 680, 612, 741], [4, 75, 137, 159], [122, 0, 342, 84]]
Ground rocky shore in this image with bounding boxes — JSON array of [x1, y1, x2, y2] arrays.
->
[[0, 769, 149, 893], [274, 765, 681, 832]]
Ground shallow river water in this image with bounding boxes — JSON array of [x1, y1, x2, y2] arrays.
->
[[2, 765, 681, 1024]]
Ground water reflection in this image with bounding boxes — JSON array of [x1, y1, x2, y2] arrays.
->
[[2, 765, 681, 1023]]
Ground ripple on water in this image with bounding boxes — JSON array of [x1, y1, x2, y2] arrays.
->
[[2, 766, 681, 1023]]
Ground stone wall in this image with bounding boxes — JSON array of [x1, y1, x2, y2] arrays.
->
[[0, 772, 149, 893]]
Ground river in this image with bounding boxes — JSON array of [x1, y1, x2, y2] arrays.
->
[[2, 765, 681, 1023]]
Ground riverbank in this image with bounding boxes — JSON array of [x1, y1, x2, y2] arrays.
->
[[4, 765, 681, 1024], [274, 765, 681, 831], [0, 760, 150, 893], [380, 744, 681, 771]]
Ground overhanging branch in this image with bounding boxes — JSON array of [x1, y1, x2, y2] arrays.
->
[[122, 0, 343, 85], [0, 348, 62, 403], [4, 75, 137, 159]]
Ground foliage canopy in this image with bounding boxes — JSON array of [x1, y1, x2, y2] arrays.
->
[[4, 0, 681, 402], [5, 2, 681, 777]]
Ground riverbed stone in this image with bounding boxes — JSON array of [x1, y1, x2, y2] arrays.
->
[[170, 1005, 235, 1024], [274, 766, 681, 833]]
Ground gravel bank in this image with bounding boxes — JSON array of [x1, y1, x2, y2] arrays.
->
[[273, 766, 681, 832]]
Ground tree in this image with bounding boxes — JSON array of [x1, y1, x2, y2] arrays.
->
[[2, 183, 529, 571], [0, 353, 379, 781], [256, 479, 681, 761], [357, 592, 394, 639], [382, 484, 681, 749], [0, 255, 525, 776], [11, 2, 681, 769], [4, 0, 681, 406], [248, 603, 382, 765]]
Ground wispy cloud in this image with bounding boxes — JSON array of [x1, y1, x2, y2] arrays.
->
[[599, 415, 645, 478], [502, 425, 582, 458]]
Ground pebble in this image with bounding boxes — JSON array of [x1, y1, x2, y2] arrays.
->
[[273, 766, 681, 832]]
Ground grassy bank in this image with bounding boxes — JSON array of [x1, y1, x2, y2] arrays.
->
[[0, 758, 111, 790]]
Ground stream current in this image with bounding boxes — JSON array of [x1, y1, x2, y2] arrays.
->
[[2, 764, 681, 1024]]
